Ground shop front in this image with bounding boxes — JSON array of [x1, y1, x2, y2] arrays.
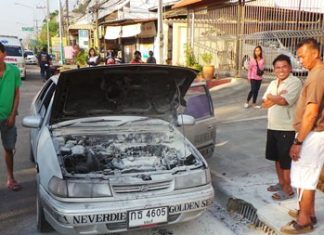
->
[[104, 21, 156, 63]]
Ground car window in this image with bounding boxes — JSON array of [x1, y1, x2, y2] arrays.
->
[[5, 46, 22, 56], [184, 85, 213, 119], [35, 81, 56, 117], [25, 51, 34, 56]]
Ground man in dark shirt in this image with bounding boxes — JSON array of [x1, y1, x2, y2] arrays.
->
[[146, 50, 156, 64], [37, 47, 51, 82]]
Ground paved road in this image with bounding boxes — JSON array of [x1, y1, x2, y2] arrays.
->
[[0, 65, 246, 235]]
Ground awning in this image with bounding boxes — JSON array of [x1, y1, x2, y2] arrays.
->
[[68, 24, 94, 30], [121, 24, 142, 38], [105, 26, 122, 40], [105, 22, 156, 39], [172, 0, 203, 8]]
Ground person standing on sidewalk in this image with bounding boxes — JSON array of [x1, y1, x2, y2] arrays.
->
[[0, 42, 22, 191], [262, 54, 302, 201], [281, 38, 324, 234], [146, 50, 156, 64], [130, 51, 144, 64], [244, 46, 264, 108]]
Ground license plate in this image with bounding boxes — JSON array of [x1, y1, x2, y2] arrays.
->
[[128, 207, 168, 228]]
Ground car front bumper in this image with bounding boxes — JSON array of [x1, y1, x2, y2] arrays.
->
[[40, 184, 214, 235]]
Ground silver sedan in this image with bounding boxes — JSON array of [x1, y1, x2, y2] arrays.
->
[[23, 65, 215, 234]]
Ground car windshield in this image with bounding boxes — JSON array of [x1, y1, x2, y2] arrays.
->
[[6, 46, 22, 56], [25, 51, 34, 56]]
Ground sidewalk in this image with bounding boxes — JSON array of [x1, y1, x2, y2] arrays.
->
[[208, 77, 324, 234]]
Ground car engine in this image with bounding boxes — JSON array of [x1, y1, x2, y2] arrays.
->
[[54, 132, 198, 175]]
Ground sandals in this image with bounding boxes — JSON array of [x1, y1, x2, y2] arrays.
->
[[7, 180, 22, 191], [288, 209, 317, 225], [281, 220, 314, 234], [272, 190, 295, 201], [267, 183, 281, 192]]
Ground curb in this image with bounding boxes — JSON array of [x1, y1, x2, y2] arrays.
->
[[211, 172, 278, 235]]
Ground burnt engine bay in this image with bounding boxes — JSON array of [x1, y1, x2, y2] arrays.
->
[[53, 131, 200, 175]]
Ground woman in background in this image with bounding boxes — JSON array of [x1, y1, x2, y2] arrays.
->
[[244, 46, 265, 108], [87, 48, 100, 67]]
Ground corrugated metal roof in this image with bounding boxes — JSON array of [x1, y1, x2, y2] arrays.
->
[[172, 0, 203, 9]]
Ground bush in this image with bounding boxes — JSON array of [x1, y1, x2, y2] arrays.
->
[[191, 63, 203, 72], [184, 45, 197, 67], [201, 52, 213, 65]]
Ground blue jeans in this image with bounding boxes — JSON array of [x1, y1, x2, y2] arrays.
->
[[40, 65, 50, 80]]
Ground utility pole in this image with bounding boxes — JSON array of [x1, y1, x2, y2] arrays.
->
[[58, 0, 64, 64], [46, 0, 50, 54], [89, 0, 101, 49], [65, 0, 70, 26], [157, 0, 163, 64]]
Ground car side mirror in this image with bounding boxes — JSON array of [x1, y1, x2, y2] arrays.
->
[[22, 115, 42, 128], [177, 114, 195, 126]]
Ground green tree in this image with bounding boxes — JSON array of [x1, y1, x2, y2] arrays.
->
[[33, 11, 59, 50]]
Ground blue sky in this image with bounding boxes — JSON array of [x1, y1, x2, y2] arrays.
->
[[0, 0, 77, 39]]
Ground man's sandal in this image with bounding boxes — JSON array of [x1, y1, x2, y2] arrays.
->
[[272, 190, 295, 201], [288, 209, 317, 225], [267, 183, 281, 192], [6, 180, 22, 191], [281, 220, 314, 234]]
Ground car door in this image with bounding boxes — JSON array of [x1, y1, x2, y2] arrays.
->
[[178, 83, 216, 158], [30, 80, 56, 159]]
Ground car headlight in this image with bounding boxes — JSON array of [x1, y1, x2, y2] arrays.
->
[[48, 176, 112, 198], [174, 169, 211, 190]]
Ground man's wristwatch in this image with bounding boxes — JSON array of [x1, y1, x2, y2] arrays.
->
[[293, 138, 303, 145]]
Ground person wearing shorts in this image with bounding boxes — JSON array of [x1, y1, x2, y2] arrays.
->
[[262, 54, 302, 201], [281, 38, 324, 234], [0, 42, 21, 191]]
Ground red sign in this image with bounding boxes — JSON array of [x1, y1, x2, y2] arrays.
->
[[5, 58, 17, 62]]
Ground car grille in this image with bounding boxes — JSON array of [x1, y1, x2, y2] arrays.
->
[[112, 181, 171, 193], [106, 221, 127, 230], [168, 213, 180, 222]]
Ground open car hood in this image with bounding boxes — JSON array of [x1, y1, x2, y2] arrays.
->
[[50, 65, 197, 125]]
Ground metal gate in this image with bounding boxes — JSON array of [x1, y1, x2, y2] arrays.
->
[[188, 0, 324, 79]]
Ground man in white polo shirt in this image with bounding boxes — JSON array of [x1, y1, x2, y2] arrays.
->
[[262, 54, 302, 201]]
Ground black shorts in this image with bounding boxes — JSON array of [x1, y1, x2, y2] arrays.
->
[[265, 129, 295, 169]]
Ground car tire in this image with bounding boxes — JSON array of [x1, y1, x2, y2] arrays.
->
[[30, 147, 35, 163], [36, 188, 51, 232]]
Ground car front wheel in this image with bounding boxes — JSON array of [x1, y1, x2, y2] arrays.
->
[[36, 188, 51, 232]]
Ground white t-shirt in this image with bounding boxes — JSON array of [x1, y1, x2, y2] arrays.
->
[[262, 74, 303, 131]]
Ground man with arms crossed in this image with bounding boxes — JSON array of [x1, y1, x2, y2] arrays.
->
[[281, 38, 324, 234], [0, 42, 21, 191], [262, 54, 302, 201]]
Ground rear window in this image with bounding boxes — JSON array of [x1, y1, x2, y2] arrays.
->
[[5, 46, 22, 56], [25, 51, 34, 56], [184, 85, 213, 119]]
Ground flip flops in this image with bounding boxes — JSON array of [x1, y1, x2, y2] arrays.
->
[[272, 190, 295, 201], [267, 183, 281, 192], [281, 220, 314, 234], [7, 180, 22, 191], [288, 209, 317, 225]]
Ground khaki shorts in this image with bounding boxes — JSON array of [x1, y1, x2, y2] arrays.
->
[[0, 120, 17, 150], [291, 131, 324, 190]]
